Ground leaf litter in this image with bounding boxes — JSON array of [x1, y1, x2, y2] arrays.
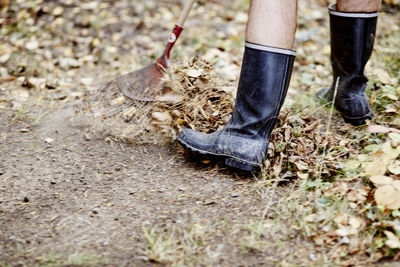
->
[[1, 0, 400, 264], [84, 57, 235, 143]]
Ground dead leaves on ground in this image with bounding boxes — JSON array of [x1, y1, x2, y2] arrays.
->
[[342, 132, 400, 255], [87, 57, 235, 143], [364, 134, 400, 211], [266, 113, 349, 179]]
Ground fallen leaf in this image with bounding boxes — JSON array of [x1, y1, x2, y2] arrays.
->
[[186, 69, 204, 78], [336, 226, 358, 236], [334, 213, 348, 226], [385, 104, 397, 113], [349, 217, 363, 229], [364, 151, 390, 176], [392, 118, 400, 127], [121, 106, 136, 121], [344, 160, 361, 170], [294, 160, 308, 171], [384, 230, 400, 249], [374, 185, 400, 210], [152, 112, 172, 122], [375, 68, 392, 84], [369, 175, 394, 185], [388, 161, 400, 175], [304, 214, 318, 223], [389, 133, 400, 147], [393, 180, 400, 191], [367, 125, 400, 134], [382, 141, 400, 159], [297, 172, 308, 179], [0, 54, 10, 63], [155, 93, 183, 102], [111, 96, 126, 106], [384, 93, 398, 101]]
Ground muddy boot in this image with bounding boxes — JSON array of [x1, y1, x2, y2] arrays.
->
[[177, 42, 296, 172], [317, 4, 379, 126]]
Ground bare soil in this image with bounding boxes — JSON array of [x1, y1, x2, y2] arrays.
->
[[1, 92, 290, 266]]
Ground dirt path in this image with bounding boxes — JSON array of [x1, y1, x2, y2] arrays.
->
[[1, 100, 289, 266]]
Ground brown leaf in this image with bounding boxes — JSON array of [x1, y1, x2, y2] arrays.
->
[[364, 151, 390, 176], [369, 175, 394, 185], [389, 133, 400, 147], [374, 68, 392, 84], [382, 141, 400, 159], [334, 213, 348, 226], [186, 69, 204, 78], [367, 125, 400, 134], [294, 160, 308, 171], [388, 161, 400, 175], [152, 112, 172, 122], [384, 230, 400, 249], [393, 180, 400, 191], [374, 185, 400, 210], [349, 216, 364, 229]]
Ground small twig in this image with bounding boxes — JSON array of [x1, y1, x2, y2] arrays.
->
[[326, 77, 340, 136], [304, 101, 333, 118], [317, 78, 340, 179]]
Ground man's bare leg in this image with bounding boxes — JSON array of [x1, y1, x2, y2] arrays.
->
[[246, 0, 297, 50], [337, 0, 382, 12]]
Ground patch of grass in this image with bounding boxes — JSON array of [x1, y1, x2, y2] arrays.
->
[[142, 223, 214, 266], [13, 101, 46, 125], [38, 252, 107, 267]]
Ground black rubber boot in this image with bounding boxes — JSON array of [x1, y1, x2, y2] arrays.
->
[[318, 4, 379, 126], [177, 42, 296, 172]]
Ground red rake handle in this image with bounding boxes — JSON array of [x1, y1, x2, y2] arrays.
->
[[158, 24, 184, 68], [157, 0, 196, 68]]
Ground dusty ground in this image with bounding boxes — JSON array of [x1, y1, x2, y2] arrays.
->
[[0, 79, 311, 266], [0, 101, 276, 266], [1, 0, 400, 266]]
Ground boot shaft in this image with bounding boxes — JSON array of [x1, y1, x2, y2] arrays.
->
[[231, 42, 295, 137], [329, 4, 378, 78], [320, 4, 379, 125]]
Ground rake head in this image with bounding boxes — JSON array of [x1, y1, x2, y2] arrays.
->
[[117, 56, 167, 102], [117, 25, 184, 102]]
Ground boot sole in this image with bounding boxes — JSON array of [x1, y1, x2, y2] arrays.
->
[[341, 113, 372, 126], [177, 138, 261, 172]]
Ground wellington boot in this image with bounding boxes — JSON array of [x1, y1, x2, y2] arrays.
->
[[318, 4, 378, 126], [177, 42, 295, 172]]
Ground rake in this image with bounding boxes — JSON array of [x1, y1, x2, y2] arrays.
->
[[116, 0, 196, 102]]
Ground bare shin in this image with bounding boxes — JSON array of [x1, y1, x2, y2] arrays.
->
[[337, 0, 382, 12], [246, 0, 297, 49]]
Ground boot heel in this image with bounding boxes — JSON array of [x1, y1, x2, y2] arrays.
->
[[341, 113, 372, 126], [342, 116, 368, 126], [225, 157, 260, 172]]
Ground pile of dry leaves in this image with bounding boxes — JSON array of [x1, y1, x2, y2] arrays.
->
[[86, 57, 235, 143], [266, 111, 350, 179]]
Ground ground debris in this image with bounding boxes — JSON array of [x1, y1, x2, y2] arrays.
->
[[86, 57, 235, 144]]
